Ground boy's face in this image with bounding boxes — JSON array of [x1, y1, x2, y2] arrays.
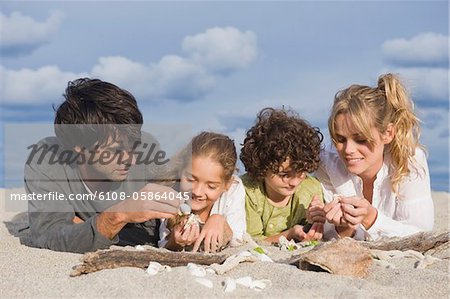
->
[[264, 159, 306, 200], [76, 135, 136, 182]]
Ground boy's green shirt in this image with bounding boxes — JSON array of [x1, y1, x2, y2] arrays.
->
[[241, 174, 324, 241]]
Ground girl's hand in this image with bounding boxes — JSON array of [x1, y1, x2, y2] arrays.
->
[[340, 196, 378, 230], [307, 195, 326, 224], [192, 214, 231, 253], [171, 218, 200, 248]]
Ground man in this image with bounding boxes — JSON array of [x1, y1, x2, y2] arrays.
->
[[25, 78, 181, 253]]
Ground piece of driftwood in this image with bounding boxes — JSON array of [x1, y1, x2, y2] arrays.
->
[[71, 247, 228, 277], [360, 231, 450, 253], [298, 238, 372, 278]]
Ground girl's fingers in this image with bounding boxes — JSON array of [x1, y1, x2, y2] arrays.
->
[[192, 231, 206, 253]]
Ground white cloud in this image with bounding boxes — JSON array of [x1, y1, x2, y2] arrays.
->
[[1, 65, 85, 105], [182, 26, 258, 73], [0, 11, 63, 56], [390, 67, 449, 104], [3, 26, 257, 104], [382, 32, 448, 67]]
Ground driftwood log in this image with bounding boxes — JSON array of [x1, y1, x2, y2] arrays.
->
[[360, 231, 450, 253], [71, 247, 228, 277]]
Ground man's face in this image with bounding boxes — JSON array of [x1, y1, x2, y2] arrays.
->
[[76, 136, 136, 182]]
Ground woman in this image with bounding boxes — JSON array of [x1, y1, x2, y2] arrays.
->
[[316, 73, 434, 240]]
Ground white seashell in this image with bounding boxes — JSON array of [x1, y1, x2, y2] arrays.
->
[[162, 265, 172, 272], [235, 276, 253, 288], [251, 279, 271, 291], [223, 278, 236, 293], [146, 262, 163, 276], [195, 278, 213, 288], [237, 251, 252, 257], [205, 268, 216, 275], [415, 255, 440, 269], [135, 245, 145, 251], [179, 203, 192, 215], [278, 235, 298, 251], [251, 251, 273, 262], [184, 214, 202, 229], [187, 263, 206, 277]]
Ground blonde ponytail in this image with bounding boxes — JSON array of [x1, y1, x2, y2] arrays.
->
[[377, 74, 423, 191]]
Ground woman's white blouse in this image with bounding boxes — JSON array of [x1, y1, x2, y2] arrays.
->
[[316, 145, 434, 241], [158, 175, 247, 247]]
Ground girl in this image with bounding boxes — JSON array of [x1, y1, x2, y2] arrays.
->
[[159, 132, 246, 253], [240, 107, 326, 243], [316, 73, 434, 240]]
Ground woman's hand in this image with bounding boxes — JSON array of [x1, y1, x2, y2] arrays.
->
[[323, 197, 345, 226], [340, 196, 378, 230], [192, 214, 232, 253]]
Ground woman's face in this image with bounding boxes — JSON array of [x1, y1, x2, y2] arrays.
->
[[333, 113, 393, 181], [180, 155, 229, 214]]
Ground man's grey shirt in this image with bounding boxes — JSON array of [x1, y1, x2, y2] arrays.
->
[[25, 133, 166, 253]]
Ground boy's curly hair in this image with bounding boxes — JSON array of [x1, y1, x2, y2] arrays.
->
[[240, 107, 323, 181]]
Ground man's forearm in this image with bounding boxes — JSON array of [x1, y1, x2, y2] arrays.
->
[[96, 211, 127, 240]]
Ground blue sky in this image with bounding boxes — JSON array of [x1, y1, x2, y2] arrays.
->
[[1, 1, 448, 191]]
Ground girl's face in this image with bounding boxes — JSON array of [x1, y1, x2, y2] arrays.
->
[[264, 159, 306, 201], [333, 113, 394, 181], [180, 155, 230, 215]]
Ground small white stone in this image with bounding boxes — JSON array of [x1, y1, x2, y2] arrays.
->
[[135, 245, 145, 251], [195, 278, 213, 289], [187, 263, 206, 277], [205, 268, 216, 275], [146, 262, 162, 276], [237, 251, 252, 257], [179, 203, 191, 215], [236, 276, 253, 288], [252, 279, 271, 291], [223, 278, 236, 293]]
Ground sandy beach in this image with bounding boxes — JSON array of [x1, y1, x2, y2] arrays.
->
[[1, 189, 449, 298]]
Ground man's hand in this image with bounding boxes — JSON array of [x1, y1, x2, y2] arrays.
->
[[97, 183, 181, 240], [192, 214, 231, 253]]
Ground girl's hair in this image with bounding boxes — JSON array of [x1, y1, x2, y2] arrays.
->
[[240, 107, 323, 181], [167, 132, 237, 184], [329, 73, 423, 192], [190, 132, 237, 182]]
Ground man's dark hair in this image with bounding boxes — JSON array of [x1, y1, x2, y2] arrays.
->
[[240, 107, 323, 181], [54, 78, 143, 150]]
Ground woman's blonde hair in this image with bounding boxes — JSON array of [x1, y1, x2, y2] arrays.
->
[[329, 73, 423, 192]]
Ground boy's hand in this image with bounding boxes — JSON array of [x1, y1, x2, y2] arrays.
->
[[307, 194, 326, 224], [288, 223, 323, 242]]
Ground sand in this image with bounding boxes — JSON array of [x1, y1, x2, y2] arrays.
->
[[1, 190, 449, 298]]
